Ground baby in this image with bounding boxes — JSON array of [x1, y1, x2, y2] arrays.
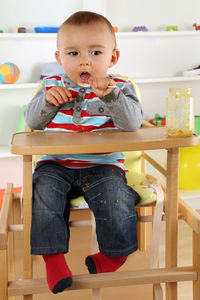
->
[[24, 11, 143, 294]]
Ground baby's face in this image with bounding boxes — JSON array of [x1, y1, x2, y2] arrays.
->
[[55, 22, 119, 86]]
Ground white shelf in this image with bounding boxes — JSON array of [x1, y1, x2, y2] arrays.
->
[[0, 33, 57, 39], [0, 76, 200, 89], [135, 76, 200, 84], [0, 83, 38, 89], [116, 31, 200, 38], [0, 31, 199, 40]]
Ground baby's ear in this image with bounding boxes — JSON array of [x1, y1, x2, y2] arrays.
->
[[55, 51, 62, 65], [109, 49, 120, 68]]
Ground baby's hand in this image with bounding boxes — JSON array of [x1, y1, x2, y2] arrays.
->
[[89, 77, 116, 98], [46, 86, 73, 107]]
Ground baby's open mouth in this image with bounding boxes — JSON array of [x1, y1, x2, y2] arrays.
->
[[80, 72, 91, 83]]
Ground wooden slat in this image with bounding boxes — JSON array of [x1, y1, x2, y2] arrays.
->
[[178, 198, 200, 234], [23, 156, 33, 282], [13, 193, 21, 201], [193, 231, 200, 299], [8, 224, 23, 232], [137, 207, 149, 252], [0, 183, 13, 250], [8, 267, 197, 297], [92, 288, 101, 300], [10, 128, 199, 155], [0, 249, 8, 300], [8, 201, 14, 282], [165, 148, 179, 300], [8, 214, 171, 234], [142, 120, 155, 128], [142, 152, 167, 177]]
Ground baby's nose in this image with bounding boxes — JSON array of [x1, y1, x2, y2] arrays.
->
[[79, 54, 90, 65]]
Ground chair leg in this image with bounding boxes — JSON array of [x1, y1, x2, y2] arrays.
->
[[153, 283, 164, 300], [150, 180, 164, 300], [8, 196, 15, 300], [0, 249, 8, 300], [0, 183, 14, 300], [23, 155, 33, 300], [193, 230, 200, 299], [92, 288, 101, 300], [90, 212, 101, 300]]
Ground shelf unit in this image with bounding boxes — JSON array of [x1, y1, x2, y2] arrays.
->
[[1, 75, 200, 90], [0, 30, 199, 39], [1, 0, 200, 195], [1, 30, 200, 156]]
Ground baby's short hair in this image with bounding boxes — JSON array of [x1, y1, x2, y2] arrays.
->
[[58, 11, 116, 47], [64, 11, 114, 33]]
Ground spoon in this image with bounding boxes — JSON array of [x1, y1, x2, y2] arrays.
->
[[79, 83, 117, 89]]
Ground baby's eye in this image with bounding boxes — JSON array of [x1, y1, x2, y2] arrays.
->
[[69, 51, 79, 56], [91, 50, 102, 55]]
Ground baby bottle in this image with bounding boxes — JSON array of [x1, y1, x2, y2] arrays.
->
[[166, 87, 194, 137]]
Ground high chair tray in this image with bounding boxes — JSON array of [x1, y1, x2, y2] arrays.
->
[[10, 127, 199, 155]]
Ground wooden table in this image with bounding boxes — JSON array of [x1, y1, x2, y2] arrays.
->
[[10, 126, 199, 300]]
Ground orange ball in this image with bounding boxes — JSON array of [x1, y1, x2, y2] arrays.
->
[[0, 62, 20, 83]]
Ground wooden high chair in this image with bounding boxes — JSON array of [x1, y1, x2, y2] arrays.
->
[[0, 124, 199, 300]]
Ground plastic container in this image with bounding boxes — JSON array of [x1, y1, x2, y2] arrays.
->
[[166, 87, 194, 137]]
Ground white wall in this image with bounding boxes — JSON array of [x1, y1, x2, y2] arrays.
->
[[1, 0, 200, 189], [0, 0, 82, 32], [105, 0, 200, 32]]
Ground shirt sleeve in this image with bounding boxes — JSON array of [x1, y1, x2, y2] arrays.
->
[[100, 81, 143, 131], [24, 81, 59, 130]]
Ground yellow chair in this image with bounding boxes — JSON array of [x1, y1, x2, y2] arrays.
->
[[0, 123, 200, 300]]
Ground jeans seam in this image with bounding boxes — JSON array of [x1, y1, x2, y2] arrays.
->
[[84, 175, 125, 191], [33, 172, 69, 186]]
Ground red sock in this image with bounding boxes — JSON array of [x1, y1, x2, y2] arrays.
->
[[85, 252, 127, 274], [43, 253, 72, 294]]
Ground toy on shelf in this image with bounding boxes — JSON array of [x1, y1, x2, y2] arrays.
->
[[0, 62, 20, 84], [194, 116, 200, 135], [166, 26, 178, 31], [34, 26, 59, 33], [18, 27, 26, 33], [132, 26, 148, 32], [149, 113, 166, 126], [193, 23, 200, 30]]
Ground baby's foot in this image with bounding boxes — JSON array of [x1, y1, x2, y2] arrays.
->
[[85, 252, 127, 274], [43, 253, 72, 294]]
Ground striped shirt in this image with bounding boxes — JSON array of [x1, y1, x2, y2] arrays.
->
[[25, 74, 143, 171]]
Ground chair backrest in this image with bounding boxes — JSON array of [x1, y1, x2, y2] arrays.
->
[[124, 151, 141, 173]]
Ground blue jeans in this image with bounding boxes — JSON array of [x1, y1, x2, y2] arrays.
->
[[31, 161, 140, 257]]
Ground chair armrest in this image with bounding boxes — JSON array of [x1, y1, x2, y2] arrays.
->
[[142, 120, 154, 128], [0, 183, 13, 250], [178, 197, 200, 234]]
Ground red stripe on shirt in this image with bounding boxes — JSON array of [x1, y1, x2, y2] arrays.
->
[[46, 121, 116, 132]]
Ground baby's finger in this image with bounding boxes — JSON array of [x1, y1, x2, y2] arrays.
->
[[62, 88, 73, 102], [46, 94, 60, 106], [50, 89, 66, 105]]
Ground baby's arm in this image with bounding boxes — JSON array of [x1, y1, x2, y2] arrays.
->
[[24, 82, 70, 130], [99, 81, 143, 132]]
